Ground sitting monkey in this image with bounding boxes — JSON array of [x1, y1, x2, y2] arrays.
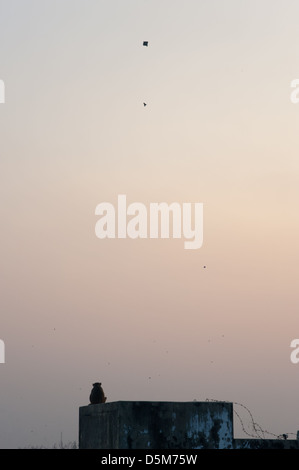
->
[[89, 382, 107, 404]]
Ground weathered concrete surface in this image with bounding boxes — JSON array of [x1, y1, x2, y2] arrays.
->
[[233, 438, 299, 449], [79, 401, 233, 449]]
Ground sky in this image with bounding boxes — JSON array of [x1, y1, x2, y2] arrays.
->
[[1, 0, 299, 448]]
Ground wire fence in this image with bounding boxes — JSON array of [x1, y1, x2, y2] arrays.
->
[[204, 398, 297, 440]]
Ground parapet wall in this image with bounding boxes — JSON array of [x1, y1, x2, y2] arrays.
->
[[79, 401, 233, 449], [79, 401, 299, 450], [233, 438, 299, 449]]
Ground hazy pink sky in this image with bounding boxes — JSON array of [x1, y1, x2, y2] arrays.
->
[[1, 0, 299, 448]]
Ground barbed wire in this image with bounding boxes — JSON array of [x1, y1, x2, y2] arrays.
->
[[203, 398, 297, 440]]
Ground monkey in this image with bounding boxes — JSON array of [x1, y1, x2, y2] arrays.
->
[[89, 382, 107, 404]]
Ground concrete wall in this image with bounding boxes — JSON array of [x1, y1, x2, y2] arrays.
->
[[79, 401, 299, 449], [233, 438, 299, 449], [79, 401, 234, 449]]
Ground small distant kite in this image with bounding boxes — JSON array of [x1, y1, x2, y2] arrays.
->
[[143, 103, 147, 107], [143, 41, 149, 47]]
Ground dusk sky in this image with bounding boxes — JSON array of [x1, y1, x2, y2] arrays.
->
[[1, 0, 299, 448]]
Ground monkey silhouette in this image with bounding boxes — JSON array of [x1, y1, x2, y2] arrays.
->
[[89, 382, 107, 404]]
